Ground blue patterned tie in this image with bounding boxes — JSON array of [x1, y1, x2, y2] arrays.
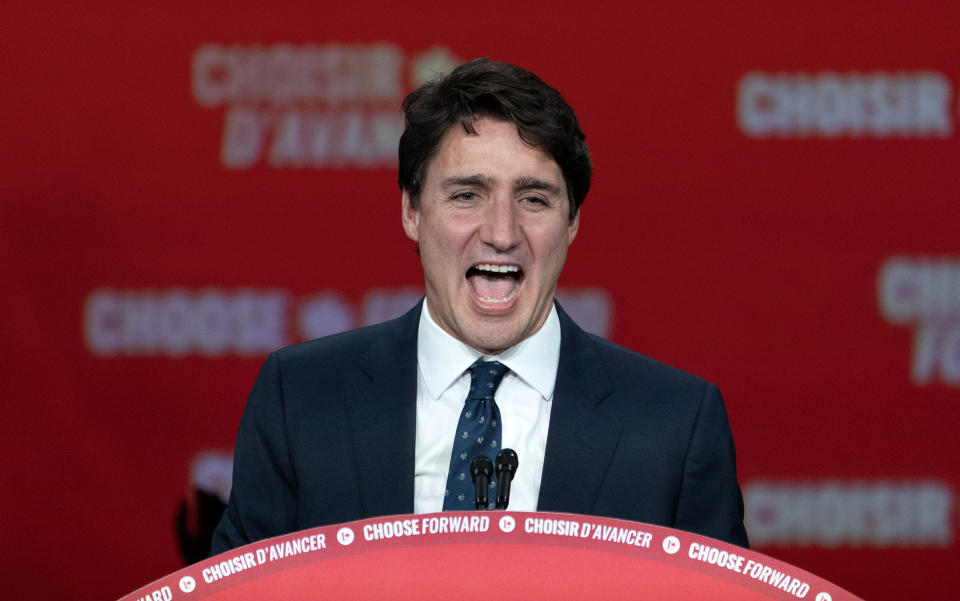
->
[[442, 360, 508, 510]]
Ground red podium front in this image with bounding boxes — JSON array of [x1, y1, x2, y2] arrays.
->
[[120, 512, 864, 600]]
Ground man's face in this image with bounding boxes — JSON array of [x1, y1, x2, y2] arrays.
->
[[402, 117, 579, 354]]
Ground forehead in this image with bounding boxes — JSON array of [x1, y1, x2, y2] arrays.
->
[[425, 118, 565, 189]]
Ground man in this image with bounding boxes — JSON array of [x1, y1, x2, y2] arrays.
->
[[210, 58, 748, 554]]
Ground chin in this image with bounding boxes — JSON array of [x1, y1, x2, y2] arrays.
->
[[465, 319, 524, 355]]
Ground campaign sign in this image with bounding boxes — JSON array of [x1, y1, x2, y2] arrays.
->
[[118, 512, 863, 601]]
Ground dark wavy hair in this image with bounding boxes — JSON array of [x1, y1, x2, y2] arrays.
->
[[398, 58, 591, 219]]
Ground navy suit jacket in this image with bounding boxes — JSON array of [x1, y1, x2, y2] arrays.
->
[[211, 301, 748, 554]]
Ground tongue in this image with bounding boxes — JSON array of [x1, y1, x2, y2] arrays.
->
[[470, 273, 516, 300]]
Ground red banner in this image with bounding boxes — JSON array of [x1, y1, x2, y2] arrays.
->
[[2, 2, 957, 600]]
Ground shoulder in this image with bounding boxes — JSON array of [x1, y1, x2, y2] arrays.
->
[[267, 301, 421, 380], [276, 316, 401, 363], [556, 301, 713, 402], [570, 330, 730, 460], [587, 333, 713, 399]]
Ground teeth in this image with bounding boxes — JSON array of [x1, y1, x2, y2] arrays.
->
[[478, 287, 519, 303], [475, 264, 520, 273]]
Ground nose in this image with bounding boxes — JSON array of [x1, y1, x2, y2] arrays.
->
[[480, 198, 521, 252]]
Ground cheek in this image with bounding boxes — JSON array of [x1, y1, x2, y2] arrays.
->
[[420, 230, 454, 263], [533, 229, 572, 264], [420, 234, 463, 284], [423, 219, 476, 259]]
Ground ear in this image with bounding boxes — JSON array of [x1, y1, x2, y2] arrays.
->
[[401, 190, 420, 242], [567, 207, 580, 245]]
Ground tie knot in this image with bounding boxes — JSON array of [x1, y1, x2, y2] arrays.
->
[[467, 360, 508, 400]]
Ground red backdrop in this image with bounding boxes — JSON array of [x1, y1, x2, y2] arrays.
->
[[2, 2, 957, 600]]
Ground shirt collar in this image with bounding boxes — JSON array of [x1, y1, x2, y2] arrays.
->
[[417, 298, 561, 401]]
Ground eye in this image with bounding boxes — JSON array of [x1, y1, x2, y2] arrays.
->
[[452, 191, 480, 202], [521, 196, 548, 207]]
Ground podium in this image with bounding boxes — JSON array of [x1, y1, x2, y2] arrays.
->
[[119, 512, 863, 600]]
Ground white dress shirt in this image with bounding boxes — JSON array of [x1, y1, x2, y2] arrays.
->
[[413, 299, 560, 513]]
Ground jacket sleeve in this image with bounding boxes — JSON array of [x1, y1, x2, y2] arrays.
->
[[210, 352, 298, 555], [673, 383, 749, 547]]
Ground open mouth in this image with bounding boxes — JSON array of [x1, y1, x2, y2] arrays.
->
[[466, 263, 524, 304]]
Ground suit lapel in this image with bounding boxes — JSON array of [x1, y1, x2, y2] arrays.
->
[[537, 304, 623, 515], [344, 302, 421, 518], [340, 300, 621, 518]]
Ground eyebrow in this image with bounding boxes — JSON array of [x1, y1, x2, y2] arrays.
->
[[440, 174, 563, 196], [513, 176, 563, 196], [440, 174, 493, 188]]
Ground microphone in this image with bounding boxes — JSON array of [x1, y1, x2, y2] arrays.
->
[[470, 455, 494, 510], [494, 449, 519, 510]]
